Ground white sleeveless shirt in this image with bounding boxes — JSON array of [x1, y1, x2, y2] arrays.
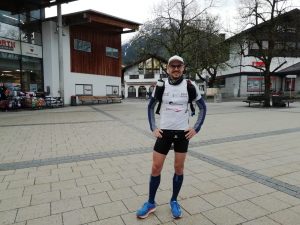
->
[[160, 80, 190, 130]]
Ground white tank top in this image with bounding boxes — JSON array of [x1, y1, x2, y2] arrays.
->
[[160, 80, 189, 130]]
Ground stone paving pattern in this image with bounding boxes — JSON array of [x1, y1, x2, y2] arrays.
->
[[0, 99, 300, 225]]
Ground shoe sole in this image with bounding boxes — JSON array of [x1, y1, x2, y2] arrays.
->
[[137, 207, 156, 219]]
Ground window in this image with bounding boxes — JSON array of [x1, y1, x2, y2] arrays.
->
[[0, 22, 20, 40], [75, 84, 93, 95], [106, 47, 118, 58], [247, 76, 264, 92], [285, 78, 295, 91], [144, 74, 154, 79], [275, 42, 285, 50], [129, 75, 139, 79], [74, 39, 91, 52], [106, 85, 119, 96]]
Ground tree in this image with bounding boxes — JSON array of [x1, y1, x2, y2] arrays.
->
[[125, 0, 227, 84], [235, 0, 297, 106]]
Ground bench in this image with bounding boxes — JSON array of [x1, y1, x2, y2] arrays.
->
[[243, 99, 265, 107], [243, 95, 295, 107], [78, 96, 122, 105], [272, 96, 294, 107], [243, 95, 266, 107]]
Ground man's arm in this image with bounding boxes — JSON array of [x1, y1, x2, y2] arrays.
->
[[148, 97, 158, 131], [193, 98, 207, 133]]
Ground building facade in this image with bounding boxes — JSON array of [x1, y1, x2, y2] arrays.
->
[[216, 9, 300, 98], [0, 8, 44, 94], [43, 10, 139, 104], [0, 1, 140, 105], [123, 56, 167, 98]]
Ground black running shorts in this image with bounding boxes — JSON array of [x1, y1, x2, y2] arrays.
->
[[154, 130, 189, 155]]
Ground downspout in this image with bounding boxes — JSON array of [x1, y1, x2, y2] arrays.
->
[[57, 4, 64, 102]]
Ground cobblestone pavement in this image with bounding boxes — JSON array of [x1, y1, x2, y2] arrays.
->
[[0, 99, 300, 225]]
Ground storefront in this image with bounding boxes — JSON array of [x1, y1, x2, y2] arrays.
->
[[0, 9, 44, 94], [0, 1, 140, 107]]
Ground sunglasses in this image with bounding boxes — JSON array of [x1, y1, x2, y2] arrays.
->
[[169, 64, 183, 69]]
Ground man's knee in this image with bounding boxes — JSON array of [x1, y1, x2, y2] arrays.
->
[[152, 163, 163, 175], [174, 164, 184, 175]]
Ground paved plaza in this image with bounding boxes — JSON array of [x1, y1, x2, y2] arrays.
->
[[0, 99, 300, 225]]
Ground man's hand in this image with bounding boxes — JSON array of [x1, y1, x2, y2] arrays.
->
[[185, 128, 197, 140], [153, 128, 163, 138]]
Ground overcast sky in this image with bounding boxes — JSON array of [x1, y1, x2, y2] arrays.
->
[[45, 0, 299, 43]]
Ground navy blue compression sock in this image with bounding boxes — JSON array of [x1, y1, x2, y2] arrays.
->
[[148, 175, 161, 204], [171, 173, 183, 201]]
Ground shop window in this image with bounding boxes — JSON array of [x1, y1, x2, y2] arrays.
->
[[106, 85, 119, 96], [0, 52, 21, 92], [21, 56, 43, 92], [247, 76, 264, 92], [74, 39, 91, 52], [106, 47, 118, 58], [75, 84, 93, 95]]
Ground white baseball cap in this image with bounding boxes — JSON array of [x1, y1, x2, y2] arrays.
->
[[168, 55, 184, 64]]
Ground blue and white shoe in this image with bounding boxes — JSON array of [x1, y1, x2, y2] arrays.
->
[[170, 200, 182, 219], [136, 202, 156, 219]]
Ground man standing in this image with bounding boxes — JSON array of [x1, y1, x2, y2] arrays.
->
[[136, 55, 207, 219]]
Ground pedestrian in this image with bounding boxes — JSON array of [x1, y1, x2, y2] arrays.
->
[[136, 55, 207, 219]]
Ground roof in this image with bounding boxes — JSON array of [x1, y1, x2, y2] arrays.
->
[[276, 62, 300, 76], [0, 0, 77, 13], [226, 8, 300, 42], [46, 9, 141, 34], [123, 54, 168, 71], [217, 62, 300, 78]]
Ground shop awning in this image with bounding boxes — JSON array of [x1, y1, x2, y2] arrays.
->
[[0, 0, 78, 13]]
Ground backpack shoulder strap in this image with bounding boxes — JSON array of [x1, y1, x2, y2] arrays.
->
[[154, 79, 165, 115], [186, 79, 197, 116], [186, 79, 197, 103]]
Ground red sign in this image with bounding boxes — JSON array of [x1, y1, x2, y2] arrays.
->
[[252, 61, 265, 67], [0, 39, 16, 51]]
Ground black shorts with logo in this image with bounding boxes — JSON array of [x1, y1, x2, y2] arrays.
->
[[154, 129, 189, 155]]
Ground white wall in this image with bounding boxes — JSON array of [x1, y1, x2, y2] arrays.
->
[[42, 21, 60, 97], [42, 21, 121, 105]]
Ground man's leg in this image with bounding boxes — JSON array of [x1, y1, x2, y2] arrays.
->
[[170, 152, 187, 219], [149, 151, 166, 203], [136, 151, 166, 218], [171, 152, 186, 201]]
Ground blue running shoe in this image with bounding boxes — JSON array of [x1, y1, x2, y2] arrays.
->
[[170, 200, 182, 219], [136, 202, 156, 219]]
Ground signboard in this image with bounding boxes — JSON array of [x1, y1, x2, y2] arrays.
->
[[0, 38, 19, 54], [21, 42, 42, 58], [286, 75, 297, 78], [252, 61, 265, 67], [0, 37, 42, 58]]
